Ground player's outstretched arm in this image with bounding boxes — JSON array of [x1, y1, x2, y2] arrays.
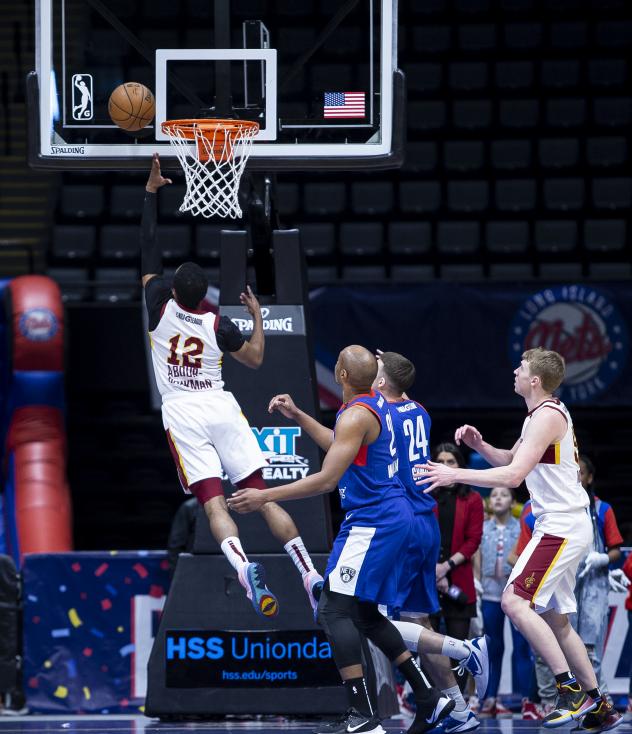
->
[[227, 408, 370, 512], [454, 423, 517, 467], [420, 408, 565, 491], [230, 286, 265, 368], [268, 394, 334, 451], [141, 153, 172, 287]]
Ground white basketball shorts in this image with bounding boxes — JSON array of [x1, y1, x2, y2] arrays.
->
[[161, 390, 267, 489]]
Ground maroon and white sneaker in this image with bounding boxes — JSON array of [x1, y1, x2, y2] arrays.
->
[[522, 699, 543, 721]]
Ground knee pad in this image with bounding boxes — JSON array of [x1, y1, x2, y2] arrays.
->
[[391, 620, 423, 653]]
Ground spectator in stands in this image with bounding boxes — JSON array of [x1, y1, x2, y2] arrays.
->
[[477, 486, 533, 718], [429, 443, 484, 693], [622, 554, 632, 718], [571, 455, 623, 696]]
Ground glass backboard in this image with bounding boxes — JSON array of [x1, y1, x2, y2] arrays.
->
[[29, 0, 404, 171]]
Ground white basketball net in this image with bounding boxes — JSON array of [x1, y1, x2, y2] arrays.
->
[[162, 120, 259, 219]]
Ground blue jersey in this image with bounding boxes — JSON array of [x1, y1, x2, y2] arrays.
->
[[335, 390, 404, 511], [389, 399, 435, 514]]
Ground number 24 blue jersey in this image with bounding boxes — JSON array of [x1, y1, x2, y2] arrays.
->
[[388, 399, 435, 514]]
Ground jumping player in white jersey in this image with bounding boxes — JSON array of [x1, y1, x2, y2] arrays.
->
[[140, 153, 323, 619], [418, 347, 621, 732]]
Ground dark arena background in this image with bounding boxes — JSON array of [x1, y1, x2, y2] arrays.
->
[[0, 0, 631, 733]]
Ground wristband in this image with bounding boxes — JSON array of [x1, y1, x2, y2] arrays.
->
[[447, 559, 457, 571]]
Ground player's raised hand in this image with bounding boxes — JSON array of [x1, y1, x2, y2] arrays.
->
[[454, 424, 483, 449], [227, 488, 266, 513], [268, 393, 299, 418], [146, 152, 172, 193], [239, 285, 261, 318]]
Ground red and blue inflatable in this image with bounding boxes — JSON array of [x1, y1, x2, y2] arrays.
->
[[1, 275, 72, 562]]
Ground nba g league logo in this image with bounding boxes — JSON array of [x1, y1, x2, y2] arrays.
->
[[510, 286, 628, 403]]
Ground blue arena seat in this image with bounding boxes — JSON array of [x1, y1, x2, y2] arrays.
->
[[592, 178, 632, 210], [408, 101, 447, 131], [495, 179, 537, 212], [110, 185, 144, 219], [437, 221, 480, 254], [586, 137, 628, 168], [46, 267, 90, 302], [588, 263, 632, 280], [500, 99, 539, 128], [489, 263, 534, 280], [491, 140, 532, 170], [158, 225, 191, 260], [406, 63, 443, 94], [195, 224, 238, 259], [535, 221, 578, 253], [486, 221, 530, 254], [387, 222, 432, 256], [351, 182, 394, 216], [593, 97, 632, 127], [341, 265, 387, 282], [339, 223, 384, 257], [100, 225, 140, 260], [541, 60, 580, 89], [539, 262, 583, 280], [400, 181, 441, 214], [453, 99, 493, 129], [538, 139, 579, 169], [504, 23, 543, 49], [495, 61, 534, 90], [588, 59, 628, 88], [546, 98, 586, 128], [402, 142, 438, 173], [543, 178, 585, 211], [444, 141, 485, 172], [299, 223, 336, 258], [447, 181, 489, 212], [448, 62, 488, 91], [60, 186, 104, 219], [52, 225, 96, 260], [411, 26, 452, 54], [303, 182, 347, 216], [457, 24, 497, 51], [549, 22, 587, 49], [584, 220, 626, 252], [95, 268, 140, 302], [439, 263, 485, 280], [390, 265, 435, 282]]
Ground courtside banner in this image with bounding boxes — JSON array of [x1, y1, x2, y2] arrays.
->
[[310, 283, 632, 408], [22, 552, 170, 713], [165, 630, 338, 688]]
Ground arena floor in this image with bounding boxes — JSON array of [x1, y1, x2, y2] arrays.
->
[[0, 716, 579, 734]]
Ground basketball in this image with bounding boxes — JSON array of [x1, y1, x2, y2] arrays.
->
[[108, 82, 155, 132]]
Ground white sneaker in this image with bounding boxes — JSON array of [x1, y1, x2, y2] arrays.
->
[[304, 569, 324, 619], [431, 707, 481, 734], [455, 636, 490, 700]]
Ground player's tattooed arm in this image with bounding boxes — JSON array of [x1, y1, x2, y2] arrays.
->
[[228, 408, 371, 512], [141, 153, 172, 287], [230, 286, 265, 368], [268, 393, 334, 451]]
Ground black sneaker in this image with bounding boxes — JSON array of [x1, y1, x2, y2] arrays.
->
[[408, 692, 456, 734], [313, 708, 385, 734], [543, 683, 597, 728], [573, 699, 624, 733]]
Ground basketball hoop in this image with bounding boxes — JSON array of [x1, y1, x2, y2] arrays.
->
[[161, 119, 259, 219]]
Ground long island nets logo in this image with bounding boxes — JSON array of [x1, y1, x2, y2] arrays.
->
[[252, 426, 310, 481], [510, 285, 628, 403]]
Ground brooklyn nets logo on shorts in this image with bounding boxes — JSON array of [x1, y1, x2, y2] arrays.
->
[[340, 566, 356, 583]]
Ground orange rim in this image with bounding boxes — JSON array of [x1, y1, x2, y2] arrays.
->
[[161, 118, 259, 163]]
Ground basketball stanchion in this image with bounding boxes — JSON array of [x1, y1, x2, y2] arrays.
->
[[161, 118, 259, 219]]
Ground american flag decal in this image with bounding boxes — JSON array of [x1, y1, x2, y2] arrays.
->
[[324, 91, 366, 119]]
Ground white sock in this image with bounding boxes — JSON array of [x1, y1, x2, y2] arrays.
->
[[283, 536, 315, 578], [441, 635, 470, 661], [391, 620, 423, 653], [443, 684, 467, 712], [220, 536, 249, 573]]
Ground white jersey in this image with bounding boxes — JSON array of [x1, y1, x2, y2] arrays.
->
[[520, 398, 589, 518], [149, 299, 224, 397]]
